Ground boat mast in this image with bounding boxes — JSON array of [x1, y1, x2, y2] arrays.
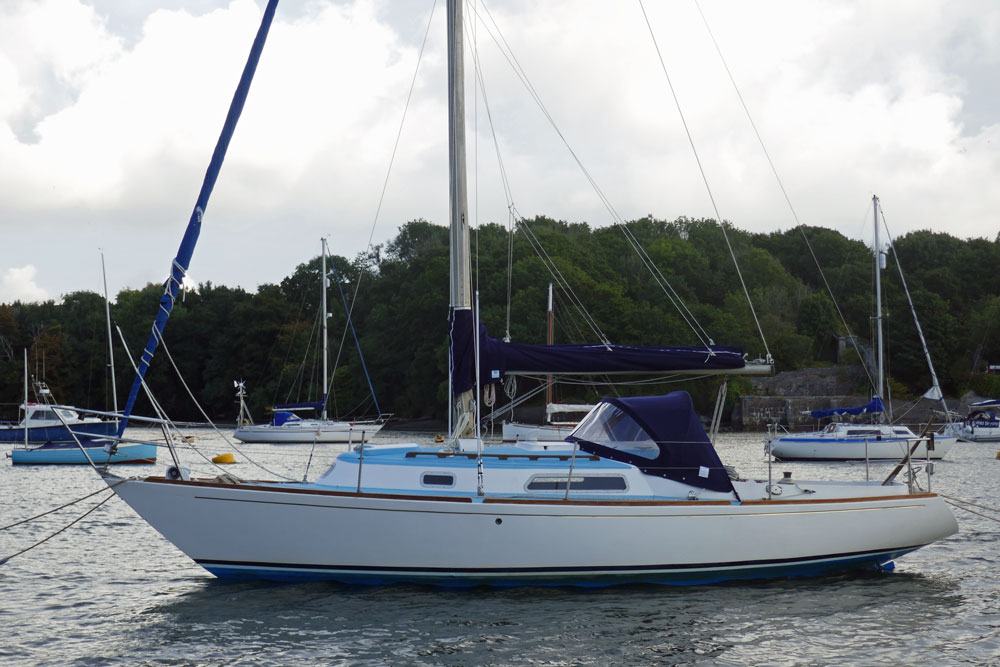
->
[[873, 194, 885, 422], [448, 0, 474, 438], [23, 348, 28, 447], [101, 251, 118, 415], [321, 237, 329, 421], [546, 283, 553, 408]]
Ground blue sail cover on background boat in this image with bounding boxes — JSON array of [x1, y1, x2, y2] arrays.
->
[[567, 392, 734, 493], [809, 397, 884, 420], [449, 309, 745, 394]]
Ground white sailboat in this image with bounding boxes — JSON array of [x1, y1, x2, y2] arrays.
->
[[768, 196, 957, 461], [102, 1, 956, 586], [233, 238, 385, 444]]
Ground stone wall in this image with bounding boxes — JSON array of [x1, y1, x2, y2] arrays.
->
[[732, 365, 956, 430]]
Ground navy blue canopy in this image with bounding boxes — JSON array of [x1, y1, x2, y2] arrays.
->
[[271, 411, 300, 427], [567, 391, 734, 494], [809, 397, 884, 420], [449, 309, 746, 395]]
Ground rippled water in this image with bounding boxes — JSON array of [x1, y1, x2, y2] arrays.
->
[[2, 430, 998, 665]]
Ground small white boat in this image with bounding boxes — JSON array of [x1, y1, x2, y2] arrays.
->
[[234, 411, 385, 444], [501, 403, 592, 442], [951, 399, 1000, 442]]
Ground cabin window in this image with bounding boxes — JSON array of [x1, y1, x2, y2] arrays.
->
[[421, 473, 455, 488], [30, 410, 57, 421], [893, 429, 910, 435], [846, 429, 880, 436], [526, 475, 627, 491]]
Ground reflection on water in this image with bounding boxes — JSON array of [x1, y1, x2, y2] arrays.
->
[[1, 431, 998, 665]]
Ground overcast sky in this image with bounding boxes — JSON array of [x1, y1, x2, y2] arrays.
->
[[1, 0, 998, 304]]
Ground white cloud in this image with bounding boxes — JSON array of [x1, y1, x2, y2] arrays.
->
[[0, 265, 50, 303], [0, 0, 998, 302]]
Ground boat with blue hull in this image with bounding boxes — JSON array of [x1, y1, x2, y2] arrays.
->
[[101, 0, 956, 587], [10, 439, 157, 465], [0, 403, 117, 445]]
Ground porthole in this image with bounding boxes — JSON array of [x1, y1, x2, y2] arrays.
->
[[421, 473, 455, 488]]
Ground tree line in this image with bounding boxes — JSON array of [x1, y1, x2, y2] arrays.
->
[[1, 216, 998, 425]]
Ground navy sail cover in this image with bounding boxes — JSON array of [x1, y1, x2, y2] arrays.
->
[[809, 397, 884, 420], [449, 309, 746, 394], [274, 398, 326, 412], [567, 391, 734, 493]]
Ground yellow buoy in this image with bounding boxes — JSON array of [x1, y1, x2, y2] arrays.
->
[[212, 452, 236, 464], [434, 434, 444, 443], [995, 451, 1000, 460]]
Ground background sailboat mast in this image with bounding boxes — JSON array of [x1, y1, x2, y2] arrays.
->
[[321, 238, 329, 421], [101, 251, 118, 414], [874, 194, 885, 421], [546, 283, 553, 408], [448, 0, 474, 438]]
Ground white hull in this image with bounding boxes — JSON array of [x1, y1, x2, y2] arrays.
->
[[770, 436, 955, 461], [953, 425, 1000, 443], [233, 420, 383, 444], [105, 472, 956, 585], [769, 424, 956, 461]]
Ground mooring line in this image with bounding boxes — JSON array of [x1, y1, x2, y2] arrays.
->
[[941, 494, 1000, 524], [0, 479, 124, 532], [0, 488, 118, 565]]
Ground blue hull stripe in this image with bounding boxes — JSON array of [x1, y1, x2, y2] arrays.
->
[[196, 545, 921, 586]]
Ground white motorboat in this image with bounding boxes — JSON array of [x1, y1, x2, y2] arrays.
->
[[102, 0, 957, 586], [950, 399, 1000, 442]]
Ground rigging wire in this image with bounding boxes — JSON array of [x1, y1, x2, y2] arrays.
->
[[638, 0, 770, 360], [471, 1, 715, 349], [153, 328, 295, 480], [878, 200, 950, 420], [696, 0, 877, 388], [335, 0, 440, 357]]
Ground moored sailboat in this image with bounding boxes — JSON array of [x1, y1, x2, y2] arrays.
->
[[233, 239, 385, 444], [768, 196, 957, 461], [101, 0, 956, 586]]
